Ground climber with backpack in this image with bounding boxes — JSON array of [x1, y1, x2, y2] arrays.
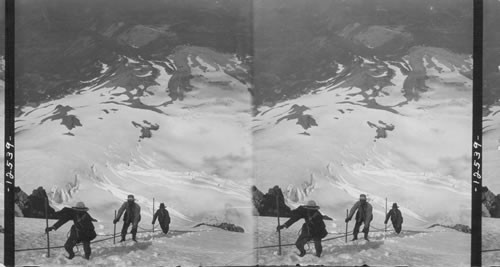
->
[[384, 203, 403, 234], [45, 202, 98, 260], [152, 203, 171, 234], [276, 200, 328, 257]]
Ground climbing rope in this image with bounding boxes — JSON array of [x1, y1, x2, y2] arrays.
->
[[254, 227, 429, 250], [15, 228, 195, 253], [482, 248, 500, 253]]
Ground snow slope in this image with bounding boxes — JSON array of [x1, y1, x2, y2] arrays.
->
[[482, 217, 500, 266], [482, 101, 500, 265], [12, 47, 255, 266], [483, 104, 500, 192], [256, 216, 470, 266], [253, 48, 472, 265], [13, 216, 254, 266]]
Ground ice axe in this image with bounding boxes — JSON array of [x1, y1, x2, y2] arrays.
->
[[45, 197, 51, 257], [345, 209, 348, 243], [276, 194, 282, 255], [152, 197, 155, 240], [384, 197, 387, 240], [113, 210, 117, 244]]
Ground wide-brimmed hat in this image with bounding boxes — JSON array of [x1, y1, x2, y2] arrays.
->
[[392, 203, 398, 208], [359, 194, 367, 200], [72, 202, 89, 211], [160, 203, 165, 209], [304, 200, 320, 209], [127, 195, 135, 201]]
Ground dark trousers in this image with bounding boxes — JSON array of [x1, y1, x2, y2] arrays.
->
[[393, 223, 402, 234], [65, 227, 91, 259], [353, 220, 369, 239], [160, 223, 169, 234], [295, 231, 322, 257], [121, 220, 138, 240]]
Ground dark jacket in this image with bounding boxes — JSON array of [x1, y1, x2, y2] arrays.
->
[[53, 207, 97, 241], [385, 208, 403, 225], [116, 202, 141, 227], [152, 208, 170, 225], [284, 206, 327, 239], [347, 201, 373, 227]]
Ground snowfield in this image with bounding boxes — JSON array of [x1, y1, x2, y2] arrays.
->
[[483, 104, 500, 265], [253, 49, 472, 265], [9, 47, 255, 266], [483, 104, 500, 192], [483, 217, 500, 266], [8, 215, 254, 266], [255, 216, 470, 267]]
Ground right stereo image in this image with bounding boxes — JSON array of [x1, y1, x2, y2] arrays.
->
[[482, 0, 500, 265]]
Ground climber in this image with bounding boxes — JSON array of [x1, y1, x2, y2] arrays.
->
[[384, 203, 403, 234], [345, 194, 373, 241], [113, 194, 141, 242], [152, 203, 171, 234], [45, 202, 97, 260], [277, 200, 328, 257]]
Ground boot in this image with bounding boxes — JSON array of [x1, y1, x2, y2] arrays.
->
[[351, 235, 358, 241], [119, 234, 126, 242], [132, 233, 137, 242], [84, 254, 90, 260], [364, 232, 370, 241], [298, 250, 306, 257], [66, 252, 75, 260]]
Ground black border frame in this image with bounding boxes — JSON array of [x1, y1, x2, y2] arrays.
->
[[1, 0, 487, 266], [471, 0, 483, 266], [4, 0, 15, 265]]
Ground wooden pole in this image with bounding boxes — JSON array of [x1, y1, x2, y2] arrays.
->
[[345, 209, 348, 243], [45, 197, 50, 257], [113, 210, 117, 244], [152, 198, 155, 239], [276, 194, 282, 256], [385, 197, 388, 238]]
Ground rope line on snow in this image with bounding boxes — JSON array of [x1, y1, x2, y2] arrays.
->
[[15, 225, 429, 253], [254, 228, 427, 250], [482, 248, 500, 253], [14, 228, 193, 253], [138, 225, 158, 231], [254, 231, 352, 250]]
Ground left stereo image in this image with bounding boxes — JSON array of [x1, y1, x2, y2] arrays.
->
[[7, 0, 255, 265]]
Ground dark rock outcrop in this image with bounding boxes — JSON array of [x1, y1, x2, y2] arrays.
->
[[428, 223, 471, 233], [193, 222, 244, 233], [482, 186, 500, 218], [15, 186, 57, 219], [252, 185, 292, 217]]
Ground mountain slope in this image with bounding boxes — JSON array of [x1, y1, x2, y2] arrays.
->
[[254, 47, 472, 227], [13, 46, 254, 266]]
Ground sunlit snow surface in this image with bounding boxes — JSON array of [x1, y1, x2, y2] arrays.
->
[[254, 50, 472, 265], [256, 217, 469, 266], [483, 104, 500, 266], [9, 48, 255, 266]]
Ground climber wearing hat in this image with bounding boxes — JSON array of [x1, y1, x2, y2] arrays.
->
[[385, 203, 403, 234], [277, 200, 328, 257], [152, 203, 171, 234], [45, 202, 98, 260], [113, 194, 142, 242], [345, 194, 373, 241]]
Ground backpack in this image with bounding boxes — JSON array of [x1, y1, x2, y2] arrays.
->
[[74, 212, 97, 241], [392, 209, 403, 225], [305, 210, 328, 239]]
